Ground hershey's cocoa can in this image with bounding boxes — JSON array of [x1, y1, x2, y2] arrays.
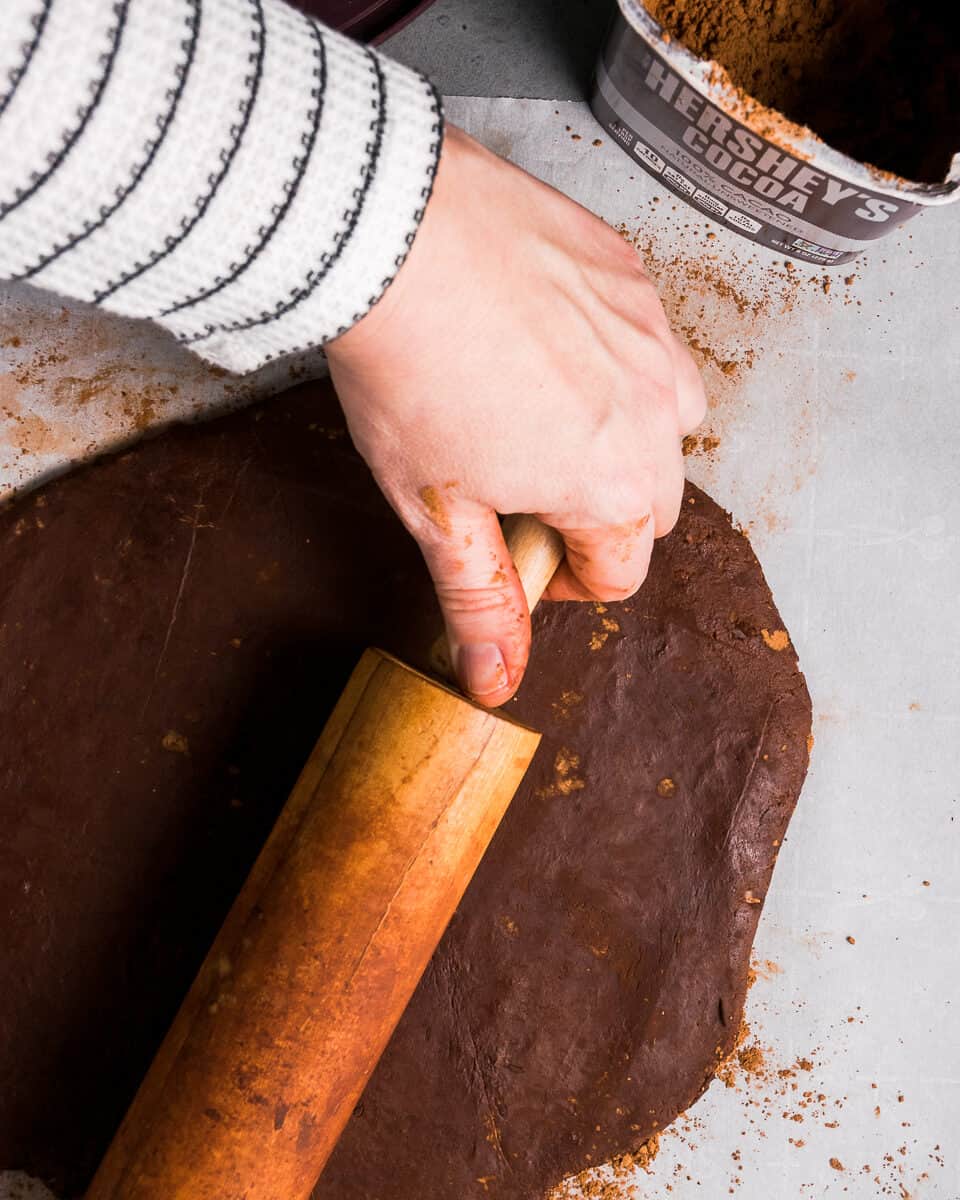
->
[[591, 0, 960, 265]]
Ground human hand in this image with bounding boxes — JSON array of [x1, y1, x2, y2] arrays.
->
[[326, 125, 705, 708]]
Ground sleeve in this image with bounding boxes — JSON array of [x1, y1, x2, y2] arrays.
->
[[0, 0, 444, 374]]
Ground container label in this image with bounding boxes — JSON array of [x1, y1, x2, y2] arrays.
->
[[726, 209, 762, 234], [591, 23, 925, 264], [633, 141, 665, 173], [692, 188, 728, 218], [663, 165, 695, 196]]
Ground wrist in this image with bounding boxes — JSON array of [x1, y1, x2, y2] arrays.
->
[[326, 125, 480, 376]]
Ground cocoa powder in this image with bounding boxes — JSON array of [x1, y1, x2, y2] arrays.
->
[[643, 0, 960, 182]]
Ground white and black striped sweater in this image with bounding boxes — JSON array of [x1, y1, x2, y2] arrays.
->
[[0, 0, 443, 373]]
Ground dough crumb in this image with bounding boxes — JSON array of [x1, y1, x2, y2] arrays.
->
[[161, 730, 189, 755], [551, 689, 584, 720], [761, 628, 790, 651], [738, 1044, 765, 1074], [536, 748, 587, 799]]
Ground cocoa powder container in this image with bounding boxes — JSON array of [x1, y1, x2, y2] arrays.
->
[[591, 0, 960, 264]]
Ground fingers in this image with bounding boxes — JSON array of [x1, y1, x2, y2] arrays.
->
[[651, 434, 686, 538], [543, 514, 656, 602], [541, 357, 689, 600], [415, 498, 531, 707], [669, 331, 707, 435]]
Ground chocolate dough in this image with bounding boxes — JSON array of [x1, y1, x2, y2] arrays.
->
[[644, 0, 960, 183], [0, 381, 811, 1198]]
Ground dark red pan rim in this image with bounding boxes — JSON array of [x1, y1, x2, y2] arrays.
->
[[292, 0, 437, 45]]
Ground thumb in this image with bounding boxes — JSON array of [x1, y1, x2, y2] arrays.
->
[[416, 499, 530, 708]]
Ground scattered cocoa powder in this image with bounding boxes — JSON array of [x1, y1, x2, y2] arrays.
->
[[642, 0, 960, 181], [682, 433, 721, 458], [549, 1135, 660, 1199], [737, 1044, 765, 1074]]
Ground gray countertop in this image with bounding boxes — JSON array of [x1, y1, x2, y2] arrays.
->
[[383, 0, 610, 100]]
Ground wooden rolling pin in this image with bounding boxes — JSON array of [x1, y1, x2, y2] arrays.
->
[[87, 514, 564, 1200]]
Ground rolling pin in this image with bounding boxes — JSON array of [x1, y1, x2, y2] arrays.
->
[[86, 514, 564, 1200]]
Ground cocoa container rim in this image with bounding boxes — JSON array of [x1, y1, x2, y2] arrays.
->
[[614, 0, 960, 206]]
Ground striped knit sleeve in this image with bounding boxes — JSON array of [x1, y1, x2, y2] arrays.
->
[[0, 0, 443, 374]]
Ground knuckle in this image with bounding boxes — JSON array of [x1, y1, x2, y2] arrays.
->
[[650, 341, 679, 389], [589, 475, 653, 527], [433, 581, 519, 618], [629, 281, 672, 335], [627, 328, 674, 380], [617, 475, 653, 516], [624, 343, 676, 398], [592, 498, 639, 528], [605, 223, 644, 266]]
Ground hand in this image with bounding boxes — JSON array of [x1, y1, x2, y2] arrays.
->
[[326, 125, 705, 708]]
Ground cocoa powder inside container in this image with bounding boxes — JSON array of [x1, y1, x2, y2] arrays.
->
[[642, 0, 960, 183]]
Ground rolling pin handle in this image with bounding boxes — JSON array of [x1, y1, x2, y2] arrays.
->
[[501, 514, 565, 612]]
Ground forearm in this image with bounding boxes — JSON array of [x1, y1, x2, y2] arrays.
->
[[0, 0, 442, 373]]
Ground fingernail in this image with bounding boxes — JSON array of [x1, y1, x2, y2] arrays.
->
[[455, 642, 508, 698]]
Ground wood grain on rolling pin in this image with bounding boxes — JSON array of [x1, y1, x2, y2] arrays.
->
[[86, 648, 540, 1200]]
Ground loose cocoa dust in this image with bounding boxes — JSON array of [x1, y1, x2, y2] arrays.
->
[[615, 203, 876, 542], [642, 0, 960, 182], [550, 1136, 661, 1199], [618, 208, 861, 383], [682, 433, 721, 458], [0, 293, 320, 502], [548, 948, 944, 1198]]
